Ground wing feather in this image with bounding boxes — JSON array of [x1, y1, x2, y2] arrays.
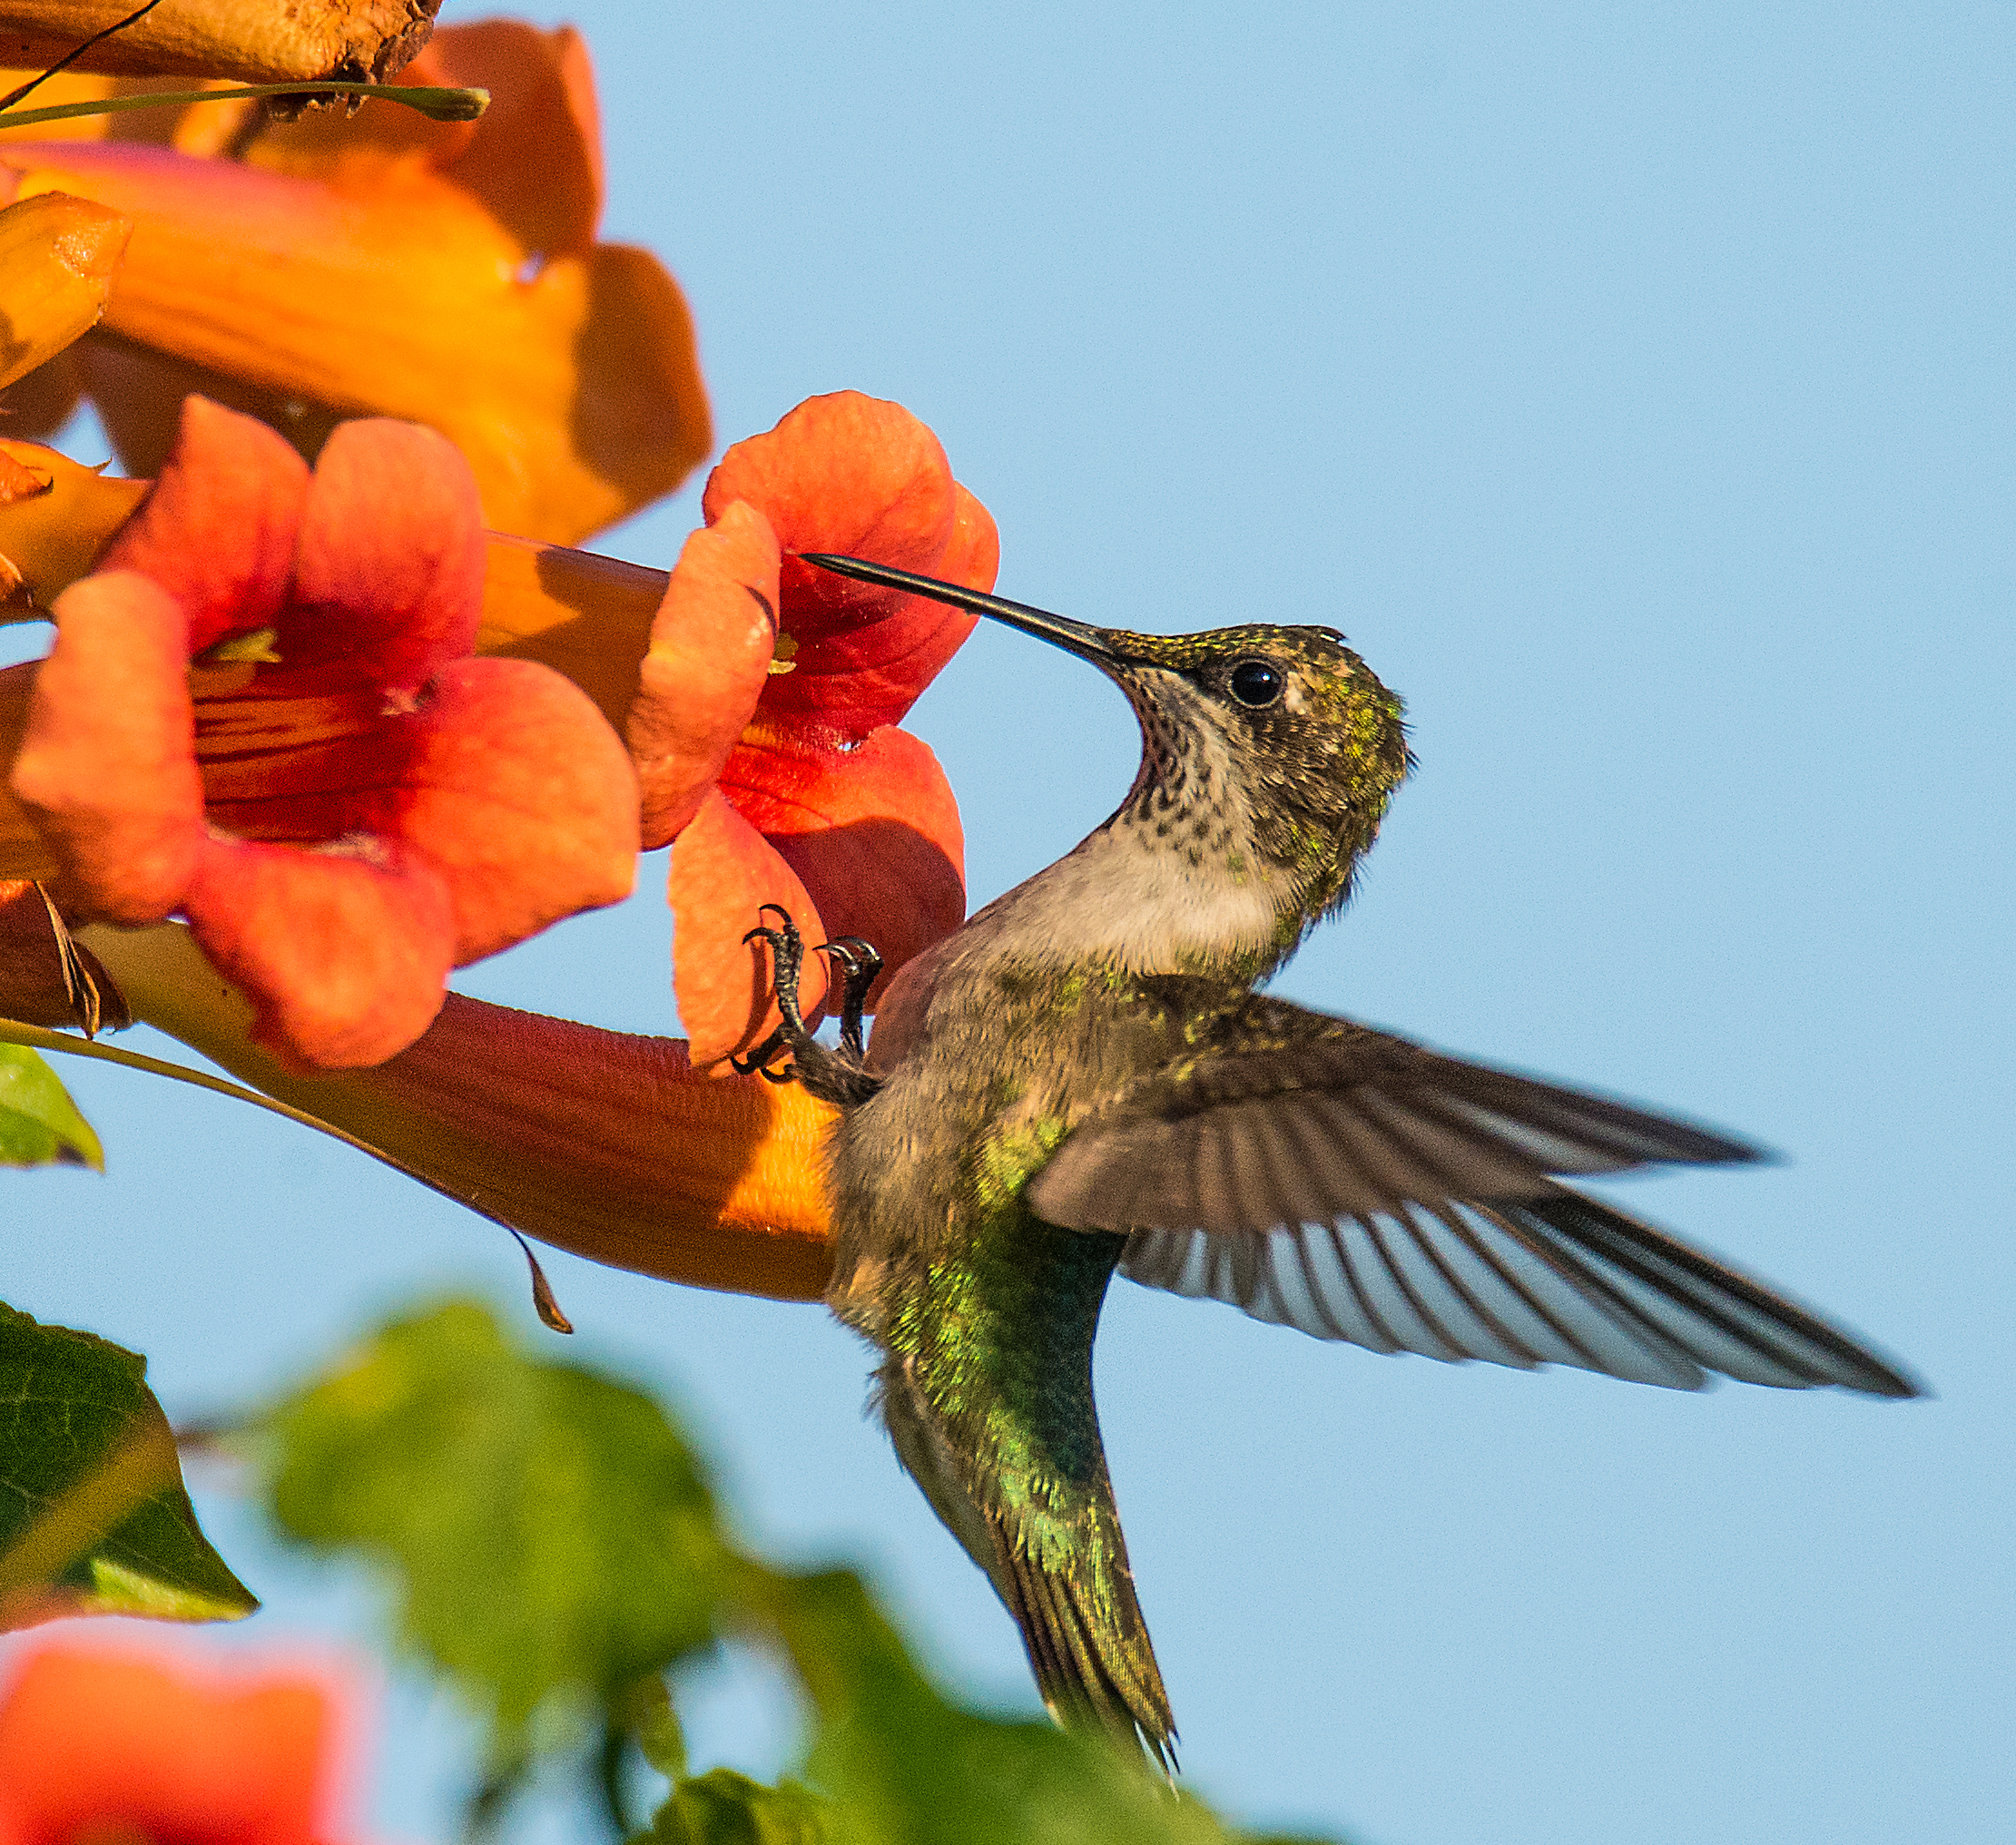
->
[[1117, 1189, 1916, 1396], [1031, 1006, 1761, 1240], [1045, 983, 1916, 1398]]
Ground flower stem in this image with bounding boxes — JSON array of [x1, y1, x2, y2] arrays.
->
[[0, 82, 488, 131]]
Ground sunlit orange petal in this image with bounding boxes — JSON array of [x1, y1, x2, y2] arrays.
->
[[95, 393, 307, 651], [184, 831, 456, 1071], [4, 142, 709, 544], [88, 922, 838, 1301], [287, 417, 485, 688], [234, 23, 601, 259], [402, 21, 602, 256], [629, 499, 780, 849], [723, 725, 965, 1005], [10, 569, 201, 919], [396, 657, 637, 964], [668, 789, 831, 1069]]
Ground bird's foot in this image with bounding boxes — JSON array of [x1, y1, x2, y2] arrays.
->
[[732, 907, 885, 1106], [733, 904, 813, 1080]]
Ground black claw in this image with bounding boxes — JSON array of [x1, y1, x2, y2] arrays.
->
[[730, 1026, 791, 1077], [815, 935, 883, 1059]]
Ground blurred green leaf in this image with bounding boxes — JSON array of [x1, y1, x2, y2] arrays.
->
[[0, 1044, 103, 1170], [638, 1767, 831, 1845], [627, 1673, 692, 1781], [251, 1298, 1336, 1842], [258, 1299, 727, 1749], [0, 1304, 254, 1625]]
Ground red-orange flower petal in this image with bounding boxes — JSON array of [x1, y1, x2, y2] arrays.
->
[[0, 1639, 359, 1845], [10, 569, 201, 921], [637, 393, 997, 1065], [183, 834, 457, 1070], [397, 659, 637, 965], [702, 391, 1000, 739], [628, 499, 780, 850], [94, 391, 306, 653], [283, 417, 486, 690], [721, 724, 965, 1001], [668, 790, 831, 1069]]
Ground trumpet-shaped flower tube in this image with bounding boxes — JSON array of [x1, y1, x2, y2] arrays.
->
[[633, 392, 997, 1065], [86, 920, 839, 1301], [9, 397, 637, 1068], [0, 21, 709, 545]]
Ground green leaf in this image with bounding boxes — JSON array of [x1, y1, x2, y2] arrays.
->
[[0, 1044, 103, 1170], [0, 1304, 255, 1625], [638, 1768, 833, 1845], [257, 1299, 729, 1748]]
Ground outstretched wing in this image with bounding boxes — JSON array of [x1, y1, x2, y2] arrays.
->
[[1028, 981, 1918, 1398]]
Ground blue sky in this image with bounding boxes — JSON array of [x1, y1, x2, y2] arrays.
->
[[7, 4, 2011, 1840]]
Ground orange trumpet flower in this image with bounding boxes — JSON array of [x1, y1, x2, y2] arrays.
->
[[0, 20, 708, 545], [8, 397, 637, 1069]]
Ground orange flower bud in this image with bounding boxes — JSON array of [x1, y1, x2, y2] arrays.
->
[[0, 191, 128, 391]]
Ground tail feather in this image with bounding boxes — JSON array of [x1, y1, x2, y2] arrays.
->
[[996, 1516, 1178, 1770]]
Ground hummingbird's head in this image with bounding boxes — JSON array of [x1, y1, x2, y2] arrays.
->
[[1065, 620, 1411, 923], [801, 554, 1412, 942]]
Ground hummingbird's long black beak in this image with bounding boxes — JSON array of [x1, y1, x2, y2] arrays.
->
[[799, 553, 1123, 665]]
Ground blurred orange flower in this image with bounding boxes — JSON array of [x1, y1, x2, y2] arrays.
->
[[0, 19, 709, 545], [0, 1635, 369, 1845], [9, 396, 637, 1069], [633, 391, 997, 1066]]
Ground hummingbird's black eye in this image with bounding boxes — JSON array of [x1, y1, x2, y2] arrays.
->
[[1227, 659, 1284, 709]]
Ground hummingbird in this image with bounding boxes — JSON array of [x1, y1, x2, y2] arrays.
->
[[735, 553, 1920, 1770]]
